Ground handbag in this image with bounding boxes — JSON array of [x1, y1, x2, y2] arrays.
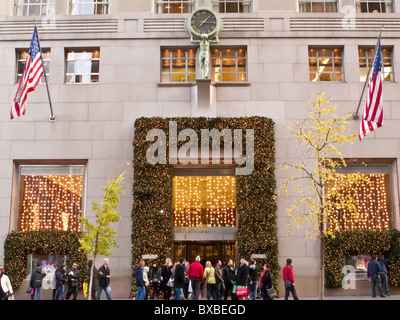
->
[[285, 267, 292, 288], [167, 277, 174, 287], [267, 287, 276, 299], [235, 286, 249, 297]]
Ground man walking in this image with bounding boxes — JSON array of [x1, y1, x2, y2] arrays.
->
[[188, 255, 204, 300], [97, 258, 111, 300], [174, 257, 186, 300], [283, 258, 299, 300], [368, 255, 384, 298], [65, 262, 80, 300]]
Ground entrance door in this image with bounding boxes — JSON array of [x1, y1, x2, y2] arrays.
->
[[173, 241, 236, 267]]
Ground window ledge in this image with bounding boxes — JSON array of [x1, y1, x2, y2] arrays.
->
[[158, 82, 196, 87], [212, 81, 250, 87]]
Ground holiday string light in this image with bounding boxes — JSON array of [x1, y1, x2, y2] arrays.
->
[[327, 174, 392, 231], [19, 175, 83, 232], [173, 176, 236, 227]]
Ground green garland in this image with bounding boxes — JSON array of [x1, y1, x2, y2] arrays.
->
[[131, 116, 278, 297], [324, 230, 400, 288], [4, 230, 87, 289]]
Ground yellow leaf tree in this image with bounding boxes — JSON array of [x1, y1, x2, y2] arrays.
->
[[281, 93, 364, 299]]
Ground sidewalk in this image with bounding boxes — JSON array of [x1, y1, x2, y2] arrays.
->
[[276, 294, 400, 300]]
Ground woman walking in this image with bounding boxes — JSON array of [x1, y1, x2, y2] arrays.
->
[[259, 264, 273, 300]]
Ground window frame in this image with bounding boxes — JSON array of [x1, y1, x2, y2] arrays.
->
[[155, 0, 196, 14], [358, 45, 394, 82], [211, 47, 248, 83], [16, 48, 50, 85], [70, 0, 110, 15], [14, 0, 55, 16], [355, 0, 395, 13], [65, 48, 100, 84], [308, 46, 344, 82], [161, 47, 197, 83], [212, 0, 253, 13], [298, 0, 339, 13]]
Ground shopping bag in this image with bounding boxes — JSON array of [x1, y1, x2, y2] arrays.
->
[[83, 282, 88, 297], [235, 286, 249, 298]]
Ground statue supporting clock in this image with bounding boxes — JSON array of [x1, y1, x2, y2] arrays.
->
[[187, 8, 221, 79]]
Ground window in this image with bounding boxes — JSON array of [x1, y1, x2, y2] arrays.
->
[[356, 0, 394, 12], [161, 48, 196, 82], [299, 0, 338, 12], [155, 0, 195, 14], [66, 49, 100, 84], [17, 49, 50, 84], [359, 46, 394, 82], [173, 176, 236, 227], [212, 0, 253, 13], [309, 47, 343, 82], [326, 163, 395, 231], [212, 48, 247, 82], [14, 0, 54, 16], [70, 0, 110, 15], [16, 164, 85, 232]]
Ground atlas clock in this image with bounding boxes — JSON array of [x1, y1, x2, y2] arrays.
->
[[187, 8, 221, 40]]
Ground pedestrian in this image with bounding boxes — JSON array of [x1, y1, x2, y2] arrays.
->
[[283, 258, 299, 300], [204, 260, 216, 300], [65, 262, 80, 300], [150, 261, 161, 300], [248, 259, 260, 300], [97, 258, 111, 300], [379, 257, 390, 296], [259, 263, 273, 300], [86, 260, 99, 300], [367, 255, 384, 298], [55, 265, 67, 300], [0, 266, 4, 300], [183, 260, 190, 299], [160, 257, 173, 300], [174, 257, 186, 300], [235, 258, 249, 300], [0, 267, 14, 300], [222, 259, 235, 300], [29, 263, 45, 300], [188, 255, 204, 300], [143, 263, 150, 300], [135, 259, 146, 300], [215, 260, 224, 300]]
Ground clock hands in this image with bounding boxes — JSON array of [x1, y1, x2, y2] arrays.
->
[[200, 14, 212, 26]]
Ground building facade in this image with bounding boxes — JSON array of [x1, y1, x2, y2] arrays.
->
[[1, 0, 400, 299]]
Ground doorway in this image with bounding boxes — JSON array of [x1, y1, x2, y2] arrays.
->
[[173, 241, 236, 267]]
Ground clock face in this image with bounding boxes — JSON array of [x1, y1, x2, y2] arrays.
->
[[189, 9, 219, 36]]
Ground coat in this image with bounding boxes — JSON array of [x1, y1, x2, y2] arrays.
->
[[259, 269, 272, 291], [150, 266, 161, 282], [161, 265, 172, 290], [86, 266, 99, 291], [204, 266, 216, 284], [135, 266, 145, 288], [222, 265, 235, 283], [55, 268, 66, 287], [98, 265, 110, 287], [30, 267, 45, 288], [282, 265, 294, 284], [174, 263, 185, 289], [235, 264, 249, 286], [1, 274, 13, 295], [188, 261, 204, 281], [66, 268, 80, 287]]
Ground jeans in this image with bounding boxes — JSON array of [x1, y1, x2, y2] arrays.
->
[[249, 281, 258, 300], [136, 286, 146, 300], [191, 278, 201, 300], [30, 287, 41, 300], [216, 282, 225, 300], [55, 285, 65, 300], [380, 272, 390, 295], [284, 283, 299, 300], [97, 285, 112, 300], [371, 275, 384, 297], [206, 283, 216, 300], [174, 287, 183, 300]]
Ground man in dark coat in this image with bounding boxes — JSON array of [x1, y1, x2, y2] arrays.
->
[[222, 259, 235, 300], [235, 258, 249, 286], [29, 263, 45, 300], [97, 258, 111, 300], [174, 257, 186, 300], [136, 260, 145, 300], [367, 255, 384, 298], [65, 262, 80, 300]]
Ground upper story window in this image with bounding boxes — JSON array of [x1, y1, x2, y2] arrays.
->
[[359, 46, 393, 82], [161, 48, 196, 82], [212, 0, 252, 13], [298, 0, 338, 12], [309, 47, 344, 82], [66, 48, 100, 84], [70, 0, 110, 15], [14, 0, 54, 16], [212, 48, 247, 82], [356, 0, 394, 12], [155, 0, 196, 14], [17, 48, 50, 84]]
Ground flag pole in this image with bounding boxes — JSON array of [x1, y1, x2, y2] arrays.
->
[[34, 19, 56, 121], [353, 26, 384, 120]]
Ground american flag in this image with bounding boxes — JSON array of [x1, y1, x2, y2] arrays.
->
[[359, 40, 383, 140], [11, 27, 44, 119]]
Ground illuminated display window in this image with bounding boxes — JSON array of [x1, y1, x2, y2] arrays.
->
[[65, 48, 100, 84], [155, 0, 196, 14], [211, 48, 247, 83], [356, 0, 394, 13], [359, 46, 393, 82], [70, 0, 110, 15], [309, 47, 343, 82], [17, 165, 85, 232], [161, 48, 196, 82], [173, 176, 236, 228], [298, 0, 338, 12], [327, 171, 394, 231], [212, 0, 253, 13], [17, 48, 50, 84], [14, 0, 54, 16]]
